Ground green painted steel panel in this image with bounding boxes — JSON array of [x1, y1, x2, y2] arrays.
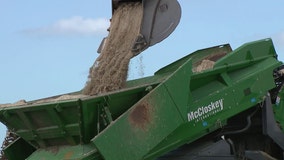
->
[[93, 87, 184, 160], [0, 38, 282, 159], [92, 39, 282, 159], [0, 100, 82, 148], [274, 86, 284, 131], [27, 144, 100, 160], [155, 43, 232, 75], [92, 59, 192, 160], [214, 38, 276, 68], [4, 137, 36, 160]]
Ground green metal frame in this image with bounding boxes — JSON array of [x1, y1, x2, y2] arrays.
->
[[0, 38, 282, 160]]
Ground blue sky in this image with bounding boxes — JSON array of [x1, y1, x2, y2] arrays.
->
[[0, 0, 284, 143]]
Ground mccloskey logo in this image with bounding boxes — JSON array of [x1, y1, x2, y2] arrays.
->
[[188, 99, 224, 122]]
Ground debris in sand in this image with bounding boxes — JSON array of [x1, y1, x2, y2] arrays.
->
[[193, 59, 215, 73], [34, 94, 88, 104], [0, 95, 88, 107], [0, 99, 27, 108]]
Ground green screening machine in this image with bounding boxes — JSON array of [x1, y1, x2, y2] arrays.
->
[[1, 39, 284, 159]]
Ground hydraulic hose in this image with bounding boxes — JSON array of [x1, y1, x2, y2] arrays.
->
[[222, 107, 259, 135]]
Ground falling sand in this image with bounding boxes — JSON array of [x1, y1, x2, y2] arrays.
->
[[83, 2, 143, 95]]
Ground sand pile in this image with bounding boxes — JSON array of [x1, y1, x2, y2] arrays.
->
[[83, 3, 143, 95], [192, 52, 227, 73], [193, 59, 215, 73], [0, 95, 88, 107], [0, 100, 27, 108], [34, 94, 88, 104]]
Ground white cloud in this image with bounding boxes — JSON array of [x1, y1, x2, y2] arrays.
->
[[22, 16, 110, 37]]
